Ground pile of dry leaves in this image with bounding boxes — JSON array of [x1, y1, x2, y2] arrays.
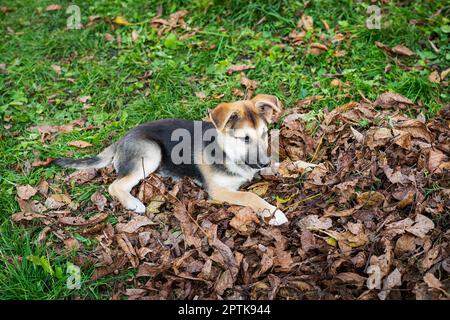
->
[[12, 92, 449, 300]]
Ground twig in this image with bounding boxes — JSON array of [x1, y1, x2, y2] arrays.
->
[[284, 193, 322, 211], [310, 133, 325, 163]]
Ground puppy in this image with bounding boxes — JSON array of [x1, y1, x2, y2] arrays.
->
[[55, 94, 288, 226]]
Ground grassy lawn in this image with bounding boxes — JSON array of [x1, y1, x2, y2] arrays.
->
[[0, 0, 448, 299]]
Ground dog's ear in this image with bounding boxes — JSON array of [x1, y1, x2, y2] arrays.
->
[[252, 94, 284, 123], [209, 103, 240, 131]]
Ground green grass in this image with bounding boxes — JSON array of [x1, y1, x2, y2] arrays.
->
[[0, 0, 449, 299]]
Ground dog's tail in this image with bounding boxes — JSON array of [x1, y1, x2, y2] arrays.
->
[[54, 143, 116, 169]]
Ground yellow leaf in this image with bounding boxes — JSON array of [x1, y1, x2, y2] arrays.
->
[[326, 237, 337, 246], [112, 16, 130, 26]]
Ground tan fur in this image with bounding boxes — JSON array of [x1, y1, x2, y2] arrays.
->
[[66, 95, 287, 225]]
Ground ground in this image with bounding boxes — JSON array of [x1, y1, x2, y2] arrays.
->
[[0, 1, 449, 299]]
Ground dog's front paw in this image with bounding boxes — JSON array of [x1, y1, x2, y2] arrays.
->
[[259, 206, 288, 226], [125, 198, 146, 214], [268, 209, 288, 226]]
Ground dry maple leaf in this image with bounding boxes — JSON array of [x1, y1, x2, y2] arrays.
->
[[226, 64, 254, 75], [115, 215, 156, 233], [91, 191, 107, 211], [395, 119, 433, 143], [428, 70, 440, 83], [78, 95, 91, 103], [51, 64, 62, 75], [240, 73, 258, 99], [297, 14, 313, 31], [215, 269, 233, 295], [405, 214, 434, 238], [374, 92, 414, 109], [335, 272, 366, 287], [356, 191, 385, 207], [229, 207, 260, 236], [394, 234, 416, 255], [194, 91, 206, 100], [45, 4, 62, 11], [391, 44, 415, 56], [378, 268, 402, 300], [58, 212, 108, 226], [68, 168, 97, 185], [16, 185, 37, 200], [32, 157, 54, 167], [104, 33, 115, 42], [68, 140, 93, 148], [298, 214, 332, 231]]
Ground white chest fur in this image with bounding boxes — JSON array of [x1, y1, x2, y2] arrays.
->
[[211, 162, 257, 191]]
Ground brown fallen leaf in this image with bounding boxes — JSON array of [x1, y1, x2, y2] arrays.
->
[[323, 206, 360, 218], [394, 234, 416, 255], [115, 215, 156, 233], [16, 185, 37, 200], [426, 148, 447, 173], [365, 127, 393, 149], [64, 238, 81, 251], [1, 6, 11, 14], [298, 214, 332, 231], [215, 269, 233, 295], [51, 64, 62, 75], [194, 91, 206, 100], [240, 73, 258, 99], [335, 272, 366, 287], [396, 190, 415, 209], [37, 226, 51, 244], [232, 88, 244, 97], [440, 67, 450, 81], [428, 70, 440, 83], [131, 30, 139, 42], [273, 243, 293, 272], [356, 191, 385, 207], [297, 15, 313, 31], [68, 168, 97, 185], [378, 268, 402, 300], [308, 42, 328, 55], [374, 92, 414, 109], [226, 64, 254, 75], [68, 140, 93, 148], [383, 166, 411, 185], [395, 119, 433, 143], [59, 212, 108, 226], [254, 247, 274, 278], [248, 181, 270, 196], [288, 30, 306, 45], [330, 79, 342, 87], [32, 157, 54, 167], [391, 44, 415, 56], [421, 245, 440, 271], [229, 207, 259, 236], [405, 214, 434, 238], [11, 212, 48, 222], [37, 180, 49, 196], [91, 192, 107, 211], [45, 4, 62, 11], [78, 95, 91, 103], [423, 273, 442, 291], [104, 33, 115, 42]]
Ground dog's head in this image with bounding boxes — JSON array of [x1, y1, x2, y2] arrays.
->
[[209, 94, 283, 169]]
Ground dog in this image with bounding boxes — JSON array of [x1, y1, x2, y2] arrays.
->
[[55, 94, 288, 226]]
